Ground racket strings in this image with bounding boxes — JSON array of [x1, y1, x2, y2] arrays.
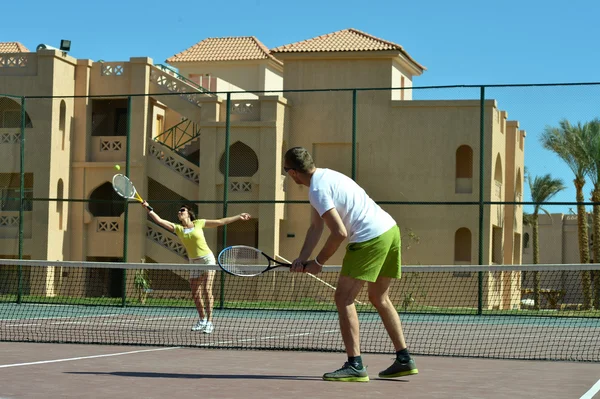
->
[[219, 247, 269, 276], [112, 175, 135, 198]]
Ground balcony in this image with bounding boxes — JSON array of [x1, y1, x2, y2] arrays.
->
[[86, 216, 123, 256], [220, 100, 261, 122], [91, 136, 126, 162], [0, 53, 37, 76], [0, 211, 32, 238]]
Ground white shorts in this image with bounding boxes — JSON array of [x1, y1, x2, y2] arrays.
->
[[189, 253, 216, 279]]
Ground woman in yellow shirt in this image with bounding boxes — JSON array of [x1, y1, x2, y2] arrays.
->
[[142, 201, 251, 333]]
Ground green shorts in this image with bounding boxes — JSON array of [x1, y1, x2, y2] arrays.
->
[[341, 225, 401, 282]]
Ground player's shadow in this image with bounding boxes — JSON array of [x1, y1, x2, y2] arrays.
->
[[66, 371, 320, 381]]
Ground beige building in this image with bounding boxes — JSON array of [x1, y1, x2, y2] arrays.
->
[[522, 213, 587, 265], [521, 213, 593, 305], [0, 29, 526, 309]]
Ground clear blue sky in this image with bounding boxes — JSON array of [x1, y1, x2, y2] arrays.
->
[[4, 0, 600, 212]]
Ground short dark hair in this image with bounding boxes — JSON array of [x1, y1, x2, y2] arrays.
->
[[284, 147, 315, 173], [180, 204, 196, 221]]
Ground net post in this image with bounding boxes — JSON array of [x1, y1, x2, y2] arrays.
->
[[220, 92, 232, 309], [477, 86, 485, 315], [17, 96, 26, 304], [121, 95, 133, 307], [352, 89, 357, 181]]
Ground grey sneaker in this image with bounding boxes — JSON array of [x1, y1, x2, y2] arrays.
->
[[378, 359, 418, 378], [191, 319, 207, 331], [202, 321, 214, 334], [323, 362, 369, 382]]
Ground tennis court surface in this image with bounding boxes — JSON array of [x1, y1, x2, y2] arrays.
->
[[1, 342, 599, 399], [1, 260, 599, 397]]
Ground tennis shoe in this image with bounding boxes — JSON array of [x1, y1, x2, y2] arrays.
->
[[322, 362, 369, 382], [378, 359, 418, 378], [203, 321, 214, 334], [191, 319, 207, 331]]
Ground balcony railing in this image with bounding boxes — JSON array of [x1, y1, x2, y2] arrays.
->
[[0, 211, 32, 238], [149, 65, 214, 106], [146, 221, 186, 257], [91, 136, 126, 162], [100, 62, 125, 76], [154, 64, 210, 93], [147, 138, 200, 184], [96, 217, 121, 233], [0, 130, 20, 144], [154, 119, 200, 153]]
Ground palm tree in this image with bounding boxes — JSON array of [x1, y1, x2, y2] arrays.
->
[[541, 119, 593, 309], [526, 169, 565, 309], [583, 118, 600, 309]]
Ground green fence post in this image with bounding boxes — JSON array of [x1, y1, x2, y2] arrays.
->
[[220, 92, 232, 309], [17, 96, 26, 304], [352, 89, 357, 181], [121, 95, 132, 307], [478, 86, 485, 315]]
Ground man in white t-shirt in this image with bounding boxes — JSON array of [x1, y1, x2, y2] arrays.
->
[[284, 147, 418, 382]]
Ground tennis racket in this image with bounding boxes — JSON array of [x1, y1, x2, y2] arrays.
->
[[112, 174, 153, 211], [276, 254, 364, 305], [217, 245, 300, 277]]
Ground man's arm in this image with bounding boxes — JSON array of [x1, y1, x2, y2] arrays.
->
[[313, 208, 347, 265], [293, 207, 348, 274], [297, 207, 325, 261]]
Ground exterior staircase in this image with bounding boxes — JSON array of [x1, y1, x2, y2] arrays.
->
[[145, 65, 209, 264], [148, 64, 215, 124]]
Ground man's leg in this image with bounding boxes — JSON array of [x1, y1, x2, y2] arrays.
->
[[370, 226, 418, 378], [368, 276, 406, 351], [369, 278, 418, 378], [335, 274, 366, 357], [322, 275, 369, 382]]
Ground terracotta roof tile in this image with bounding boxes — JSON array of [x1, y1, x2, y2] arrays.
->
[[167, 36, 282, 66], [271, 28, 425, 70], [0, 42, 30, 53]]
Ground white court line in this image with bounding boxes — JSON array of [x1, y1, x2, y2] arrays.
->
[[0, 347, 180, 369], [198, 329, 339, 347], [144, 316, 192, 321], [580, 379, 600, 399], [0, 314, 122, 322]]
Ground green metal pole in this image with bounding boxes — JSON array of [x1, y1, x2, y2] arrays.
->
[[351, 90, 357, 181], [122, 96, 132, 307], [220, 92, 232, 309], [17, 96, 25, 304], [478, 87, 485, 315]]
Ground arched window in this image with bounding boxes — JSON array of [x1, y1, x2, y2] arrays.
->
[[88, 182, 125, 217], [494, 154, 503, 198], [59, 100, 66, 150], [57, 179, 64, 230], [0, 97, 33, 128], [455, 145, 473, 194], [219, 141, 259, 177], [454, 228, 472, 262], [515, 169, 522, 202]]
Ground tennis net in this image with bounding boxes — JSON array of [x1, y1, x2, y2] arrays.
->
[[0, 259, 599, 362]]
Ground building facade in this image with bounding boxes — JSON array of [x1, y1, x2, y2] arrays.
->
[[0, 29, 525, 308]]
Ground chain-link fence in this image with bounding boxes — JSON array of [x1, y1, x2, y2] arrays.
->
[[1, 83, 600, 310]]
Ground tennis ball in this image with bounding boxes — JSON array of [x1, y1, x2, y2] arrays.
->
[[114, 164, 121, 171]]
